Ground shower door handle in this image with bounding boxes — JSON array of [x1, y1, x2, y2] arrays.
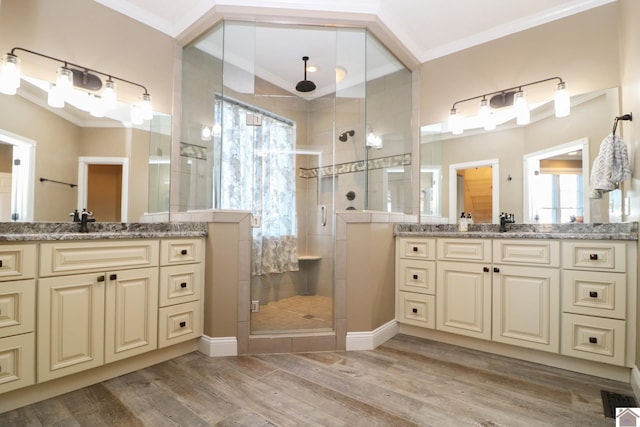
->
[[321, 205, 327, 227]]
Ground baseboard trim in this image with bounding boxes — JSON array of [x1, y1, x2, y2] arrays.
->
[[198, 335, 238, 357], [631, 365, 640, 401], [346, 320, 398, 351]]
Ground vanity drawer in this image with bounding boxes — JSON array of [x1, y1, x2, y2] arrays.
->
[[396, 259, 435, 294], [562, 242, 625, 272], [397, 237, 436, 260], [397, 291, 435, 329], [159, 264, 202, 307], [158, 301, 202, 348], [437, 238, 491, 263], [561, 313, 625, 366], [493, 240, 559, 267], [0, 244, 36, 281], [562, 271, 626, 319], [0, 332, 35, 394], [40, 240, 159, 276], [160, 239, 203, 266], [0, 280, 35, 338]]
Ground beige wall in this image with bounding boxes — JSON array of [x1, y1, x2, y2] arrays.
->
[[346, 223, 395, 331]]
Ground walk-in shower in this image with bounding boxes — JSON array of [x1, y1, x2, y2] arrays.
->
[[180, 21, 412, 336]]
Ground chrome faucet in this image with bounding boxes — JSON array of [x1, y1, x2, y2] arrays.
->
[[79, 209, 95, 233]]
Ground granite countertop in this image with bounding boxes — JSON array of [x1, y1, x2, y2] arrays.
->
[[394, 222, 639, 241], [0, 222, 208, 241]]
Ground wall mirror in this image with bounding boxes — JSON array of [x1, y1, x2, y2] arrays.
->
[[420, 87, 619, 224], [0, 76, 170, 222]]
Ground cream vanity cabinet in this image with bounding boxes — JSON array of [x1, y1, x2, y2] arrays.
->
[[395, 237, 437, 328], [561, 241, 628, 366], [436, 239, 493, 340], [158, 239, 204, 348], [0, 244, 37, 393], [37, 240, 160, 382]]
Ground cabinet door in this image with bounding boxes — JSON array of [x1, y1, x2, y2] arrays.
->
[[436, 261, 491, 340], [105, 267, 158, 364], [492, 265, 559, 353], [38, 273, 105, 382]]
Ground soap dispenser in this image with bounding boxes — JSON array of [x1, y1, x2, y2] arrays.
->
[[458, 211, 468, 232]]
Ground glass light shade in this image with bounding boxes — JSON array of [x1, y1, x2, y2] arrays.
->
[[201, 125, 212, 141], [366, 131, 382, 149], [55, 67, 73, 101], [140, 93, 153, 120], [479, 99, 495, 130], [448, 108, 463, 135], [130, 104, 144, 125], [101, 80, 117, 110], [513, 90, 530, 125], [212, 122, 222, 138], [47, 83, 64, 108], [554, 82, 570, 117], [0, 53, 21, 95]]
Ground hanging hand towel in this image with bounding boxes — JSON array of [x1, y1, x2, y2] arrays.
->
[[590, 134, 632, 199]]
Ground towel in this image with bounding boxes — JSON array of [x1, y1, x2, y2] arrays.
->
[[589, 134, 632, 199]]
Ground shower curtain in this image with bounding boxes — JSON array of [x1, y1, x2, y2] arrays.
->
[[219, 99, 299, 276]]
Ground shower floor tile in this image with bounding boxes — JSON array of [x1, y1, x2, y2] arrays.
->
[[251, 294, 333, 334]]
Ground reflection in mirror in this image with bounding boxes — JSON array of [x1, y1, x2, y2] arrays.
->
[[524, 139, 589, 223], [448, 158, 499, 223], [0, 76, 169, 222], [420, 88, 619, 224]]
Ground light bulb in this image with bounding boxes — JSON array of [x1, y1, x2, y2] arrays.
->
[[101, 79, 117, 110], [47, 83, 64, 108], [0, 53, 21, 95], [448, 108, 463, 135], [479, 99, 495, 131], [55, 67, 73, 99], [513, 90, 530, 125], [201, 125, 212, 141], [554, 81, 570, 117]]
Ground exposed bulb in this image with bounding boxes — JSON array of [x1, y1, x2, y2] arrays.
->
[[101, 79, 117, 110], [554, 81, 570, 118], [513, 90, 530, 125], [448, 108, 463, 135], [0, 53, 21, 95], [140, 93, 153, 121]]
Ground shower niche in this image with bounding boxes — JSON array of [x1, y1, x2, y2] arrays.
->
[[180, 20, 412, 336]]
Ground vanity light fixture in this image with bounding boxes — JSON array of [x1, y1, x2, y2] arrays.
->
[[366, 128, 382, 149], [0, 47, 152, 123], [448, 76, 569, 135]]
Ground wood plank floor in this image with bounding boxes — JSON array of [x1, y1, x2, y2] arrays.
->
[[0, 334, 632, 426]]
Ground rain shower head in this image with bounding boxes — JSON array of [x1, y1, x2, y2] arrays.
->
[[296, 56, 316, 93]]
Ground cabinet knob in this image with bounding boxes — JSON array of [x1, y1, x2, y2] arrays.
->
[[412, 274, 418, 280], [412, 246, 418, 252], [493, 267, 500, 273], [589, 291, 598, 298], [180, 282, 188, 288], [589, 337, 598, 344], [110, 274, 117, 281], [181, 249, 188, 255], [97, 275, 105, 282], [412, 308, 418, 314], [179, 321, 187, 328], [589, 254, 598, 260], [483, 267, 490, 273], [0, 260, 3, 268]]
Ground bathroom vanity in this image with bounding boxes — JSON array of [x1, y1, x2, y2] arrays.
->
[[394, 222, 638, 381], [0, 222, 206, 411]]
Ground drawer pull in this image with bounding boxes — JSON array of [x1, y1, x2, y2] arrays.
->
[[493, 267, 500, 273], [589, 291, 598, 298], [180, 282, 188, 288], [412, 308, 418, 314], [97, 275, 105, 282], [181, 249, 188, 255], [589, 254, 598, 260], [412, 246, 418, 252], [483, 267, 489, 273], [0, 260, 3, 267], [589, 337, 598, 344], [412, 274, 418, 280], [179, 321, 187, 328], [110, 274, 117, 281]]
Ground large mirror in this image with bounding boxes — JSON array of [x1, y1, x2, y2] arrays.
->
[[420, 87, 619, 224], [0, 76, 170, 222]]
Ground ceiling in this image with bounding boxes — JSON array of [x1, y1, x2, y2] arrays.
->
[[94, 0, 615, 63]]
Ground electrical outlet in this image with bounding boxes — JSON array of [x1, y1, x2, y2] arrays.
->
[[250, 300, 260, 313], [251, 215, 261, 228]]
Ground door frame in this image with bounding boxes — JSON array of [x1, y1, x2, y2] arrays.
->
[[448, 158, 499, 224], [77, 157, 129, 222], [0, 129, 36, 221]]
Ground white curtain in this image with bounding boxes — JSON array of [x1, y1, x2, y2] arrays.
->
[[219, 100, 299, 276]]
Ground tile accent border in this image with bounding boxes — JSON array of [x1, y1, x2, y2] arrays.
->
[[299, 153, 411, 178]]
